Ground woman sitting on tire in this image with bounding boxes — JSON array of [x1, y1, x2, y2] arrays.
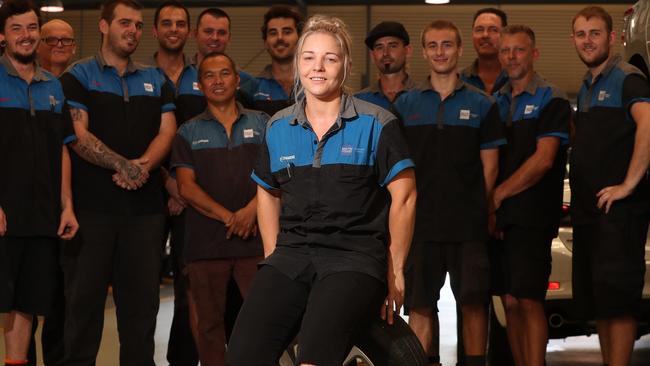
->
[[226, 14, 417, 366]]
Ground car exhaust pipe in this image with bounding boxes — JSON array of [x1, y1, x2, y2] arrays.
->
[[548, 313, 565, 328]]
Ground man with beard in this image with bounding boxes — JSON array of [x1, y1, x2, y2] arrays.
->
[[38, 19, 75, 77], [239, 5, 302, 116], [356, 21, 415, 111], [150, 3, 199, 365], [492, 25, 570, 366], [461, 8, 508, 94], [59, 0, 176, 364], [570, 6, 650, 366], [395, 20, 505, 366], [0, 1, 78, 365]]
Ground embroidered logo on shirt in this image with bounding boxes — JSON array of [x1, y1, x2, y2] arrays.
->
[[597, 90, 610, 101], [243, 129, 255, 138], [192, 82, 199, 91], [459, 109, 471, 120], [524, 105, 538, 114], [49, 95, 59, 107], [279, 155, 296, 162], [144, 83, 154, 92], [192, 139, 209, 145], [341, 145, 353, 156]]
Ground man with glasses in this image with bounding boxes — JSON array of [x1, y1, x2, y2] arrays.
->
[[38, 19, 75, 77]]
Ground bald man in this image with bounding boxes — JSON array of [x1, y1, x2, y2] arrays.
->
[[38, 19, 76, 77]]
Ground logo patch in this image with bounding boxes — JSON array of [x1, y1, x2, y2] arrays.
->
[[341, 145, 353, 156], [144, 83, 154, 92], [598, 90, 609, 101], [192, 139, 209, 145], [49, 95, 59, 107], [459, 109, 471, 120], [524, 105, 536, 114], [279, 155, 295, 162], [243, 129, 254, 138], [192, 82, 199, 91]]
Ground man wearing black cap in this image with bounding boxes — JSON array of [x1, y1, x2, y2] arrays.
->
[[356, 21, 415, 111]]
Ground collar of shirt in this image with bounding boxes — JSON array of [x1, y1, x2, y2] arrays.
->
[[367, 73, 416, 94], [498, 71, 543, 97], [149, 52, 194, 71], [258, 64, 275, 80], [418, 75, 466, 96], [1, 53, 49, 82], [194, 101, 248, 123], [94, 51, 142, 75], [581, 53, 622, 87], [289, 93, 358, 128]]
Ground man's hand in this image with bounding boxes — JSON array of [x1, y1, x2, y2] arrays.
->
[[381, 267, 405, 325], [168, 197, 186, 216], [226, 204, 257, 240], [112, 158, 150, 190], [0, 206, 7, 236], [597, 183, 635, 214], [57, 207, 79, 240]]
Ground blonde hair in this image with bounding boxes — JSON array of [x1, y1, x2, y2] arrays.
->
[[292, 14, 352, 102]]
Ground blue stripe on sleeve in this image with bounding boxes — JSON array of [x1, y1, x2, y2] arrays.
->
[[66, 100, 88, 111], [63, 134, 77, 145], [162, 103, 176, 113], [381, 158, 415, 187], [251, 171, 277, 190], [537, 132, 569, 145], [480, 138, 507, 149]]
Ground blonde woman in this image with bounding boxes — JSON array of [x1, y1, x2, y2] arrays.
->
[[227, 15, 416, 366]]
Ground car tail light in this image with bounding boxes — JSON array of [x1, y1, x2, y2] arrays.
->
[[548, 282, 561, 291]]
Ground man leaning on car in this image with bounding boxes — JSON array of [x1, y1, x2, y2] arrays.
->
[[571, 6, 650, 366]]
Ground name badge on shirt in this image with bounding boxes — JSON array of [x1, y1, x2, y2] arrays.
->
[[524, 105, 536, 114], [243, 129, 254, 138], [192, 82, 200, 91], [598, 90, 609, 101], [459, 109, 471, 120], [144, 83, 154, 92]]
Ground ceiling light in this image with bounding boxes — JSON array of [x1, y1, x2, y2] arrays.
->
[[425, 0, 450, 4], [41, 0, 64, 12]]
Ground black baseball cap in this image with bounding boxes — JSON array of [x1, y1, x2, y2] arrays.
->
[[364, 21, 410, 49]]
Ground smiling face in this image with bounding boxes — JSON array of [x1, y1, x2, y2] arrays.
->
[[199, 54, 240, 105], [572, 16, 613, 69], [2, 10, 40, 65], [499, 32, 538, 81], [472, 12, 503, 58], [422, 28, 462, 75], [371, 35, 411, 75], [195, 14, 230, 56], [264, 17, 299, 63], [154, 6, 189, 53], [297, 32, 346, 101], [101, 4, 143, 58], [38, 20, 75, 69]]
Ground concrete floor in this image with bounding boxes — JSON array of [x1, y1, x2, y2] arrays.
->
[[2, 277, 650, 365]]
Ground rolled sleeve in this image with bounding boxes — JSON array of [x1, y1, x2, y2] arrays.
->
[[480, 103, 507, 150], [251, 138, 279, 190], [376, 119, 415, 186], [537, 98, 571, 145]]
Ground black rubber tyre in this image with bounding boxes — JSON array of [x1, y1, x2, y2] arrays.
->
[[344, 317, 428, 366]]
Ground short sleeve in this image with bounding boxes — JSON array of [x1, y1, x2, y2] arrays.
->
[[60, 69, 90, 111], [160, 74, 176, 113], [479, 102, 507, 149], [251, 134, 278, 190], [537, 97, 571, 145], [623, 73, 650, 117], [170, 133, 194, 172], [376, 119, 415, 186], [61, 102, 77, 145]]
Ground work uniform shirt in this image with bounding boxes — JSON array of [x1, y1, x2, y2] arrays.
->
[[0, 55, 75, 237], [394, 78, 506, 243], [494, 73, 570, 235], [460, 58, 509, 94], [355, 74, 417, 111], [60, 52, 175, 216], [571, 54, 650, 224], [170, 105, 267, 261], [239, 64, 293, 116], [252, 94, 414, 282]]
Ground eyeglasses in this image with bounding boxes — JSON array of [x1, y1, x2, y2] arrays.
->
[[43, 37, 75, 46]]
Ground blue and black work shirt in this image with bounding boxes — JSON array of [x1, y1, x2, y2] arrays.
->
[[355, 74, 417, 112], [171, 104, 267, 262], [0, 55, 75, 237], [494, 73, 570, 235], [60, 52, 175, 216], [394, 78, 506, 243], [239, 64, 293, 117], [251, 94, 415, 282], [460, 58, 509, 94], [571, 54, 650, 224]]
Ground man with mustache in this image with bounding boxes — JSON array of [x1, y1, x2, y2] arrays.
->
[[492, 25, 570, 366], [461, 8, 508, 94], [395, 20, 505, 366], [356, 21, 415, 111], [59, 0, 177, 364], [0, 1, 78, 365], [570, 6, 650, 366], [239, 5, 302, 116]]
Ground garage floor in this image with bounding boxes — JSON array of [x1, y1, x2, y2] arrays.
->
[[2, 277, 649, 365]]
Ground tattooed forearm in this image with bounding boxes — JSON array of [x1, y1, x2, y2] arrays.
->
[[71, 132, 127, 171]]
